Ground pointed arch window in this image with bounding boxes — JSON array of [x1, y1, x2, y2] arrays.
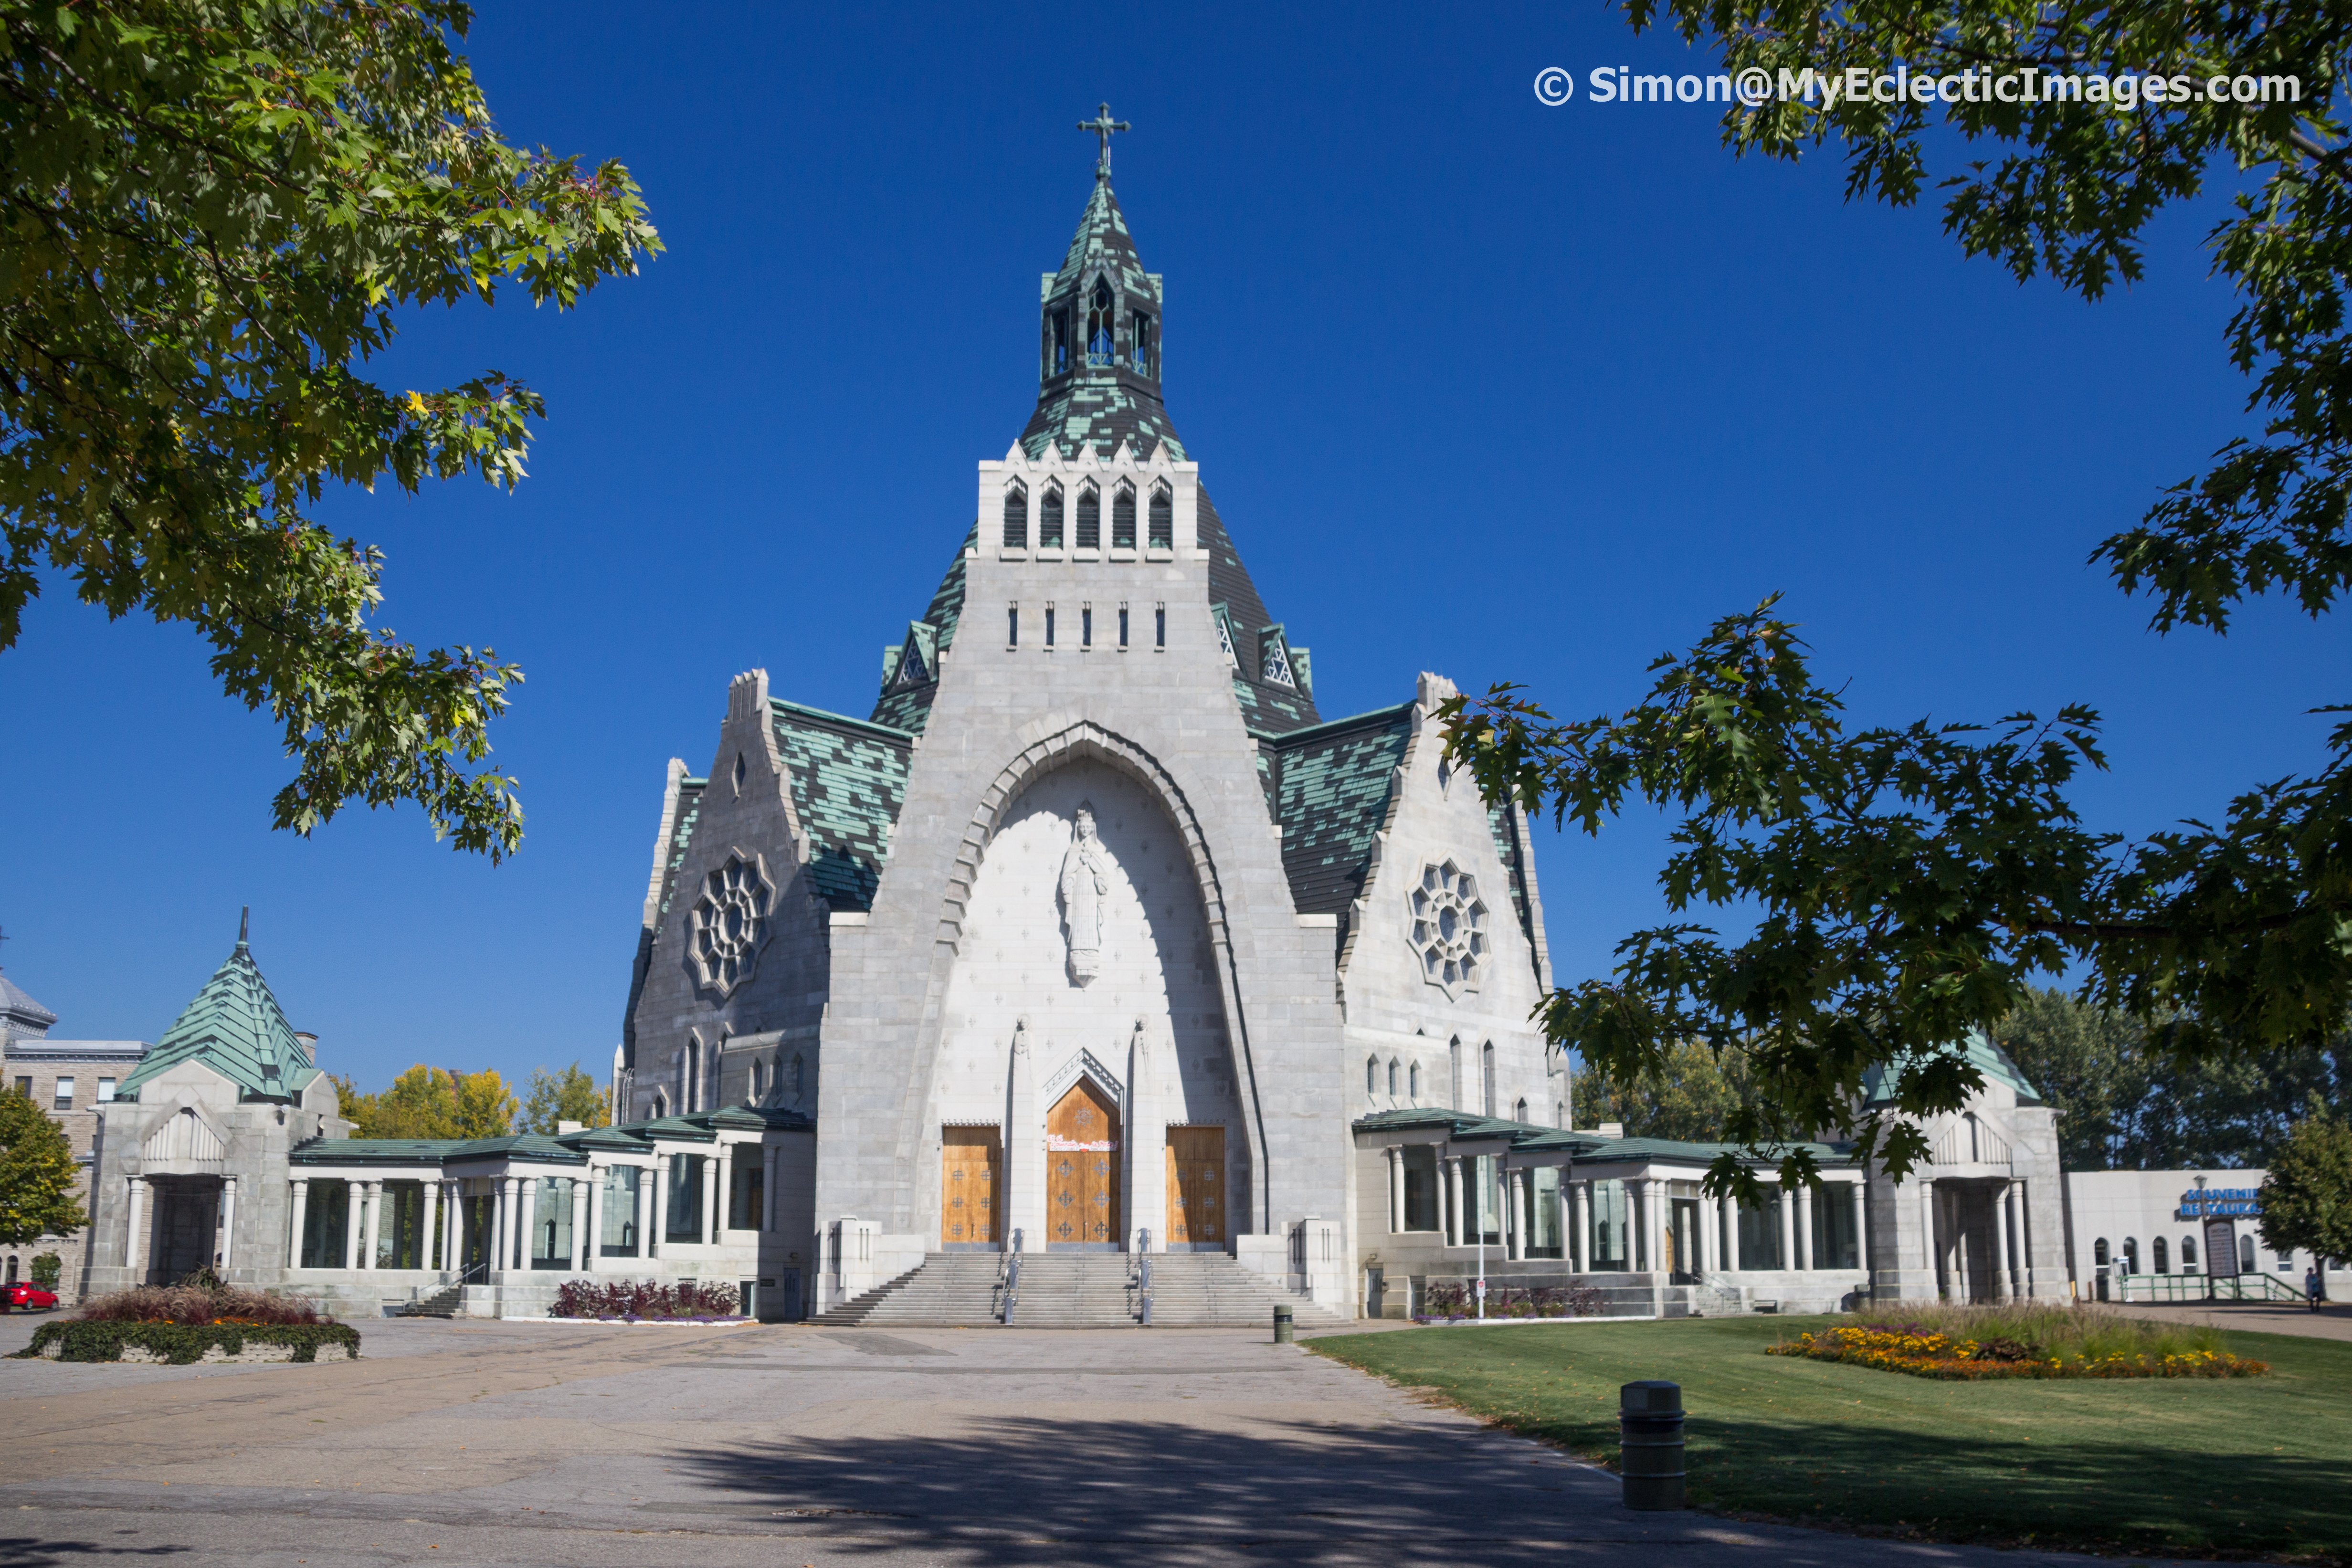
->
[[1409, 1062, 1422, 1101], [1051, 307, 1070, 376], [1076, 483, 1100, 549], [1367, 1056, 1378, 1095], [1132, 311, 1155, 376], [1002, 482, 1028, 550], [1148, 483, 1173, 549], [1112, 483, 1137, 549], [1040, 483, 1065, 549], [1087, 278, 1115, 367], [1482, 1042, 1497, 1118]]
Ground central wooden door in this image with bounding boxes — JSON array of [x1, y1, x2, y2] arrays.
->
[[1165, 1126, 1225, 1248], [940, 1126, 1001, 1247], [1045, 1081, 1121, 1248]]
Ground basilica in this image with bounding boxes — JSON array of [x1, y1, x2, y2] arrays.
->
[[48, 130, 2074, 1326]]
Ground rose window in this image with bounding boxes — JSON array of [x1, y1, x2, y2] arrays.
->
[[1408, 860, 1487, 996], [690, 854, 774, 997]]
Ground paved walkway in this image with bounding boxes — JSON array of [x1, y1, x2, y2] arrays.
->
[[2099, 1298, 2352, 1342], [0, 1317, 2229, 1568]]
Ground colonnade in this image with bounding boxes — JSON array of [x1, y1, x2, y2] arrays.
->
[[1381, 1149, 1873, 1276], [278, 1138, 791, 1274], [120, 1173, 240, 1280]]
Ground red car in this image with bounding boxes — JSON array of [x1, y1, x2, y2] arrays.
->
[[3, 1282, 59, 1312]]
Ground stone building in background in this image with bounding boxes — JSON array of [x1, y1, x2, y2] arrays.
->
[[1, 965, 148, 1302]]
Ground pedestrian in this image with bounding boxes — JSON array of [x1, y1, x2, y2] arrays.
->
[[2307, 1264, 2323, 1312]]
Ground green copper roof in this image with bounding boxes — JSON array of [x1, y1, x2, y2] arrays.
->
[[285, 1105, 815, 1167], [1020, 179, 1183, 463], [120, 924, 318, 1103], [770, 700, 914, 910], [1350, 1107, 1854, 1166], [1862, 1029, 2044, 1107]]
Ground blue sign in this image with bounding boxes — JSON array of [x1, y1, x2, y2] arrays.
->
[[2178, 1188, 2262, 1220]]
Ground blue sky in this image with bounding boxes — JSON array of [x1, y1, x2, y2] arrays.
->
[[1, 1, 2340, 1090]]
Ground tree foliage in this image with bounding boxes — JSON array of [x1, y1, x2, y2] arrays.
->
[[2257, 1103, 2352, 1265], [0, 0, 659, 858], [520, 1062, 604, 1134], [1444, 0, 2352, 1199], [1571, 1038, 1757, 1143], [332, 1063, 512, 1138], [1999, 988, 2346, 1168], [0, 1085, 84, 1246]]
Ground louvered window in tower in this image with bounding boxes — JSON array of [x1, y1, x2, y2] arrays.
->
[[1112, 484, 1136, 549], [1040, 484, 1064, 549], [1052, 308, 1070, 376], [1076, 484, 1100, 549], [1087, 279, 1115, 367], [1002, 483, 1027, 549], [1148, 484, 1172, 549], [1132, 312, 1154, 376]]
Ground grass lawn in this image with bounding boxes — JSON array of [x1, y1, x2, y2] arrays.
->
[[1308, 1316, 2352, 1562]]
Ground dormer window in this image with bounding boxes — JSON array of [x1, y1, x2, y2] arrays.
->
[[1210, 604, 1236, 667], [1260, 628, 1296, 688], [1112, 482, 1137, 549], [1087, 278, 1114, 368], [1132, 312, 1154, 377]]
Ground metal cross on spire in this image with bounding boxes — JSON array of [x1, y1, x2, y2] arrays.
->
[[1077, 103, 1130, 181]]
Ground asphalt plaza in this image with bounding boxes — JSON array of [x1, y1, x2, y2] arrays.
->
[[0, 1312, 2245, 1568]]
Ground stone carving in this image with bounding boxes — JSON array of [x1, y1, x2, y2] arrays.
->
[[1408, 859, 1487, 997], [1058, 803, 1110, 985]]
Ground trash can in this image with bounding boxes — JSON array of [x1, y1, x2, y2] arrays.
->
[[1273, 1303, 1294, 1343], [1619, 1380, 1685, 1511]]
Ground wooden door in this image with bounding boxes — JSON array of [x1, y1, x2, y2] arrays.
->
[[940, 1126, 1001, 1246], [1045, 1081, 1121, 1248], [1165, 1126, 1225, 1248]]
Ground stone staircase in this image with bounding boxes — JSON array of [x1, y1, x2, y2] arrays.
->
[[1001, 1252, 1138, 1327], [1141, 1252, 1347, 1328], [829, 1254, 1005, 1327], [394, 1283, 464, 1319]]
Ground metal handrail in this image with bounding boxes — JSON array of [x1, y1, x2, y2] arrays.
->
[[2112, 1270, 2301, 1304], [1001, 1228, 1022, 1324], [1137, 1229, 1152, 1326]]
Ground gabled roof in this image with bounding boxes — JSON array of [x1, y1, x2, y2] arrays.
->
[[1260, 704, 1415, 919], [1861, 1028, 2044, 1107], [770, 700, 913, 911], [1351, 1107, 1855, 1167], [286, 1104, 815, 1167], [119, 924, 318, 1104]]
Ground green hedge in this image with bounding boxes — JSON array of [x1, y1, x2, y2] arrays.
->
[[10, 1320, 361, 1364]]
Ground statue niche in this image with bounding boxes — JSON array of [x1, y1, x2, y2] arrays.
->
[[1058, 802, 1110, 985]]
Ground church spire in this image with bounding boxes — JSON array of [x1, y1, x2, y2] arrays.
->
[[1022, 126, 1179, 463]]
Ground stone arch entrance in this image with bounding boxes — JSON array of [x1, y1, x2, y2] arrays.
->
[[1045, 1079, 1121, 1249]]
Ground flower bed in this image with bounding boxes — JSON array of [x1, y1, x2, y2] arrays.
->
[[76, 1281, 324, 1326], [1771, 1322, 2268, 1380], [12, 1320, 360, 1364], [552, 1278, 747, 1320], [1413, 1281, 1607, 1324]]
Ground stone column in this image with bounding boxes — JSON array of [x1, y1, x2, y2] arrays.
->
[[126, 1177, 148, 1279], [1005, 1026, 1038, 1251], [443, 1182, 462, 1270], [1720, 1191, 1740, 1270], [360, 1180, 383, 1272], [1848, 1180, 1868, 1273], [713, 1143, 733, 1239], [490, 1178, 511, 1276], [648, 1159, 666, 1259], [1385, 1148, 1403, 1234], [517, 1177, 539, 1270], [1513, 1169, 1532, 1262], [1125, 1027, 1165, 1253], [338, 1183, 360, 1270], [1645, 1179, 1668, 1273], [1794, 1182, 1814, 1271], [1992, 1181, 2015, 1299], [584, 1168, 605, 1265], [764, 1144, 781, 1234], [287, 1179, 309, 1269], [1570, 1180, 1591, 1272], [1919, 1179, 1940, 1296], [1444, 1157, 1464, 1247], [1697, 1188, 1718, 1275], [569, 1177, 590, 1271], [218, 1176, 239, 1272], [1775, 1186, 1794, 1272], [419, 1179, 439, 1274]]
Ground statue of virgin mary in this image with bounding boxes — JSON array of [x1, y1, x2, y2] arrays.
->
[[1058, 803, 1109, 985]]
